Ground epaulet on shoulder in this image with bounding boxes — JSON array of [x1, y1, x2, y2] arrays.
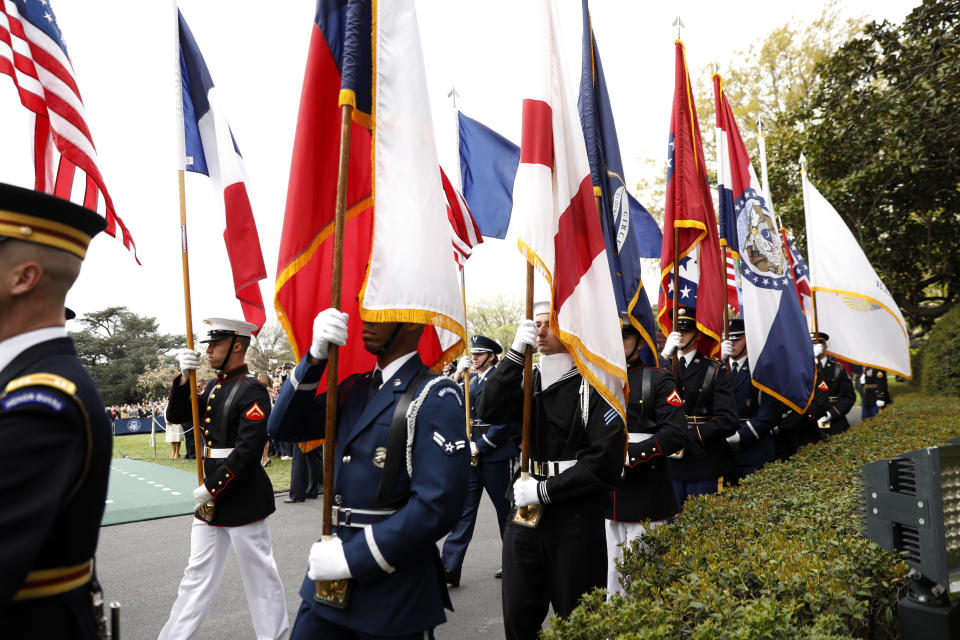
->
[[705, 357, 722, 365], [4, 373, 76, 396]]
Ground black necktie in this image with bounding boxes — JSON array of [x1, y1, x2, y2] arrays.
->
[[731, 362, 739, 375], [368, 369, 383, 401]]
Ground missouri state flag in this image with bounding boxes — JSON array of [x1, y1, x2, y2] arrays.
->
[[658, 41, 724, 357], [512, 0, 626, 419], [578, 0, 661, 367], [714, 75, 814, 412], [275, 0, 464, 378], [178, 8, 267, 330]]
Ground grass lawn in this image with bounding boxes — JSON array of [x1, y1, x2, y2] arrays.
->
[[111, 433, 292, 492]]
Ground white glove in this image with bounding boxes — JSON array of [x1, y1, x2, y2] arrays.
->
[[661, 331, 682, 358], [309, 308, 349, 360], [511, 319, 537, 353], [876, 400, 885, 408], [193, 484, 212, 510], [456, 356, 471, 373], [513, 476, 540, 507], [726, 432, 742, 449], [469, 441, 480, 457], [720, 340, 734, 359], [177, 349, 201, 377], [307, 536, 352, 580], [859, 374, 866, 384], [813, 343, 825, 358], [818, 410, 832, 425]]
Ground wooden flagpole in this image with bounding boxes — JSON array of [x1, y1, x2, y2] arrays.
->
[[177, 170, 204, 488], [460, 268, 476, 466], [514, 262, 540, 526]]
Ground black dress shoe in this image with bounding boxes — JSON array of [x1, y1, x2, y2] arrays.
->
[[495, 567, 502, 579], [445, 570, 460, 588], [283, 498, 304, 504], [305, 494, 318, 499]]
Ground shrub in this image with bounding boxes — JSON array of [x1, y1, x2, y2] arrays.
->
[[541, 387, 960, 639], [922, 305, 960, 397]]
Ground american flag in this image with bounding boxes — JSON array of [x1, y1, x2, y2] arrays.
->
[[440, 165, 482, 268], [0, 0, 137, 260]]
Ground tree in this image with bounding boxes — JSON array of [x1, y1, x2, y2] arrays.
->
[[71, 307, 182, 405], [247, 321, 296, 378], [767, 0, 960, 337], [467, 294, 524, 356]]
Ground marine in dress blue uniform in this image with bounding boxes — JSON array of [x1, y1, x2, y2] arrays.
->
[[660, 307, 738, 508], [158, 318, 288, 640], [720, 319, 785, 479], [0, 183, 112, 639], [267, 310, 470, 639], [604, 323, 687, 597], [440, 335, 519, 587]]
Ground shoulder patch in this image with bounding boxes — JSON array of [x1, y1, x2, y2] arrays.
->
[[244, 402, 266, 421], [432, 431, 466, 455], [5, 373, 76, 396], [666, 389, 683, 407], [436, 386, 463, 406], [2, 389, 66, 412]]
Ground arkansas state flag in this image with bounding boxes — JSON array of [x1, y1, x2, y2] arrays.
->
[[178, 9, 267, 330], [658, 41, 724, 356], [715, 75, 814, 413], [512, 0, 626, 419]]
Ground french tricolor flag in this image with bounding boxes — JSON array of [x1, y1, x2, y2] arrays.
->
[[177, 8, 267, 331], [512, 0, 626, 419]]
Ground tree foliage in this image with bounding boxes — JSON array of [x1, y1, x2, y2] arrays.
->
[[71, 307, 182, 406], [467, 294, 523, 354], [766, 0, 960, 336], [247, 321, 296, 377]]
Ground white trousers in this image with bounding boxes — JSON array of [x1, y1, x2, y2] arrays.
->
[[158, 517, 289, 640], [604, 519, 665, 598]]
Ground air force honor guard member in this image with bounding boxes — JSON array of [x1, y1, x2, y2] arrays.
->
[[441, 335, 518, 587], [478, 302, 625, 640], [268, 309, 470, 639], [159, 318, 288, 640], [0, 183, 112, 639], [605, 323, 686, 597], [660, 307, 737, 508], [720, 319, 785, 479]]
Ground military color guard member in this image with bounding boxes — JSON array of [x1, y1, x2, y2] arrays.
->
[[811, 332, 856, 436], [0, 183, 112, 638]]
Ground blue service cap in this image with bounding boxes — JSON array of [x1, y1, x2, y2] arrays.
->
[[470, 334, 502, 355]]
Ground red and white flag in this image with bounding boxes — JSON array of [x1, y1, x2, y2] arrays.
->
[[441, 166, 482, 268], [0, 1, 137, 260], [511, 0, 626, 419]]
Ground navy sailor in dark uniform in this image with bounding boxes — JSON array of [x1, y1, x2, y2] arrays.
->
[[158, 318, 288, 640], [267, 308, 470, 639], [478, 301, 625, 640], [660, 307, 738, 508], [441, 334, 519, 587], [604, 322, 686, 597], [0, 183, 112, 639], [719, 318, 786, 479]]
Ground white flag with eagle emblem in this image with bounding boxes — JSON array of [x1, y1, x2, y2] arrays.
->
[[802, 169, 911, 378]]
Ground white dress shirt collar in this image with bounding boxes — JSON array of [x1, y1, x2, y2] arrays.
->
[[374, 351, 418, 389]]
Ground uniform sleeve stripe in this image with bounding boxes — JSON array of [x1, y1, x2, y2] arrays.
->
[[364, 525, 395, 574], [482, 434, 496, 448]]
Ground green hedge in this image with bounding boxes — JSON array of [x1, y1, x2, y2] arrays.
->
[[542, 387, 960, 640], [922, 305, 960, 397]]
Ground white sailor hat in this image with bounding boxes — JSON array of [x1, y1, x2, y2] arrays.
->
[[199, 317, 258, 343], [533, 300, 551, 317]]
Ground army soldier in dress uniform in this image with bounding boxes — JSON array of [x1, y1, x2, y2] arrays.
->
[[856, 367, 890, 420], [267, 308, 470, 639], [158, 318, 288, 640], [660, 307, 737, 508], [810, 332, 856, 436], [604, 322, 686, 597], [0, 183, 112, 639], [478, 302, 625, 640], [441, 334, 519, 587], [720, 319, 785, 479]]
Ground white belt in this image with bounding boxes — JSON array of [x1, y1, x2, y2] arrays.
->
[[628, 433, 653, 443], [529, 459, 576, 478], [206, 447, 234, 459]]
